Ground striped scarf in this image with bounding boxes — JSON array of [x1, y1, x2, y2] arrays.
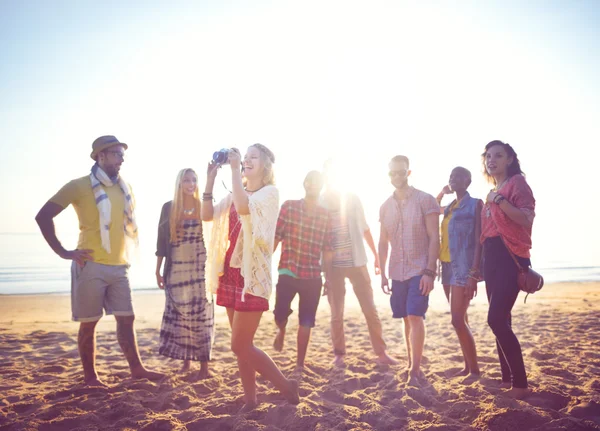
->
[[90, 164, 138, 258]]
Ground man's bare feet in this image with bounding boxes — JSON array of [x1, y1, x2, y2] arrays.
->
[[181, 360, 191, 373], [284, 379, 300, 404], [452, 368, 470, 377], [84, 377, 108, 388], [131, 367, 166, 381], [504, 387, 530, 399], [332, 355, 345, 368], [375, 352, 399, 365], [239, 400, 259, 413], [500, 381, 512, 389], [460, 372, 481, 385], [406, 373, 422, 388], [273, 329, 285, 352]]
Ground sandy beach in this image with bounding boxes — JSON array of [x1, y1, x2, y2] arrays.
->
[[1, 282, 600, 431]]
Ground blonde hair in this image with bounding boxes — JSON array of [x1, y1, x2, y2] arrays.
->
[[250, 143, 276, 186], [169, 168, 201, 242]]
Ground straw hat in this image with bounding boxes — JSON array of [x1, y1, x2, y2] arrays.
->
[[90, 135, 128, 160]]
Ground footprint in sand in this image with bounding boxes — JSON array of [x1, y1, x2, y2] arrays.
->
[[39, 365, 67, 374], [127, 381, 158, 391], [530, 351, 556, 360], [446, 400, 481, 422], [539, 366, 578, 381], [11, 401, 43, 415], [321, 388, 344, 404], [586, 379, 600, 393], [192, 381, 219, 396], [565, 400, 600, 421], [38, 415, 97, 431], [405, 387, 436, 408], [525, 389, 570, 411], [44, 385, 108, 401], [472, 406, 550, 430]]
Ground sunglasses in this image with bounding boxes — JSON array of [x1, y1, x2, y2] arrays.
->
[[388, 170, 407, 177], [106, 150, 125, 160]]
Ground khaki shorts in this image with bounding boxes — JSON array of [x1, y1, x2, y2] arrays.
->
[[71, 261, 134, 322]]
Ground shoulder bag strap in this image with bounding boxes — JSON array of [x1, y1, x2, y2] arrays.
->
[[498, 234, 523, 270]]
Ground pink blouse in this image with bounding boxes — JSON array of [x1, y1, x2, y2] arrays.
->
[[480, 174, 536, 258]]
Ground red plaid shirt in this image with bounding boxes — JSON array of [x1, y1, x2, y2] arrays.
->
[[275, 199, 333, 279]]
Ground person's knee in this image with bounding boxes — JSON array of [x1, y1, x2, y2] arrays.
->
[[330, 311, 344, 324], [298, 320, 315, 330], [274, 312, 288, 328], [230, 338, 252, 358], [79, 320, 99, 330], [115, 315, 135, 325], [487, 311, 506, 334], [407, 315, 423, 324], [275, 319, 288, 329], [451, 313, 467, 330]]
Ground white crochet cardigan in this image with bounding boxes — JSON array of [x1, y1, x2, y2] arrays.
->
[[204, 185, 279, 301]]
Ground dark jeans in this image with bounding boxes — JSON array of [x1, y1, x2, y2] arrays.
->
[[483, 236, 531, 389]]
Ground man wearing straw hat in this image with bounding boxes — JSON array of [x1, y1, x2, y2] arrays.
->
[[35, 135, 164, 386]]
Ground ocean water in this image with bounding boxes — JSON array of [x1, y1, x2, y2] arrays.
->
[[1, 233, 599, 301]]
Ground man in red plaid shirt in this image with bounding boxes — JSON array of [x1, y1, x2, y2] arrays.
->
[[273, 170, 333, 372]]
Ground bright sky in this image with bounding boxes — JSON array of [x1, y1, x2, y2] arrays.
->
[[1, 0, 599, 275]]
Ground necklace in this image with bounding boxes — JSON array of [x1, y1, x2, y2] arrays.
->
[[245, 185, 265, 193], [494, 177, 509, 192], [183, 207, 195, 216]]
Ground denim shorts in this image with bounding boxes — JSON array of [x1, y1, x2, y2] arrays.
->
[[442, 261, 471, 287], [390, 275, 428, 319], [71, 261, 134, 322]]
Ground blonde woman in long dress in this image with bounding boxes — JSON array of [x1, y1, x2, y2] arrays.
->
[[156, 169, 214, 378]]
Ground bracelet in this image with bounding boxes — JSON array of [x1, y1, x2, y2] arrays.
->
[[202, 193, 213, 201], [422, 268, 436, 278], [493, 194, 505, 205]]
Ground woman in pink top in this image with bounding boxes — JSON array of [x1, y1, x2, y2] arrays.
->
[[480, 140, 536, 399]]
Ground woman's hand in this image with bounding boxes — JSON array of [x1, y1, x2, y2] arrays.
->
[[486, 190, 499, 205], [374, 256, 381, 276], [156, 273, 165, 290], [465, 277, 477, 300], [228, 148, 242, 171], [381, 273, 391, 295]]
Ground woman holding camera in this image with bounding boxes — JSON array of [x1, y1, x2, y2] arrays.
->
[[155, 168, 214, 377], [202, 144, 299, 411], [481, 140, 536, 399]]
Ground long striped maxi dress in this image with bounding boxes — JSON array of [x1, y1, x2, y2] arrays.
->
[[159, 219, 214, 361]]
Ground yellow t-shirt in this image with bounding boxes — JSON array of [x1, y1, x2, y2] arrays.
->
[[50, 176, 132, 265], [439, 200, 459, 263]]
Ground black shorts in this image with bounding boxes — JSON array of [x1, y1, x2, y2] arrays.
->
[[273, 275, 322, 328]]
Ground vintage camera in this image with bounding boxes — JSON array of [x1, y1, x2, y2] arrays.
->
[[212, 148, 230, 164]]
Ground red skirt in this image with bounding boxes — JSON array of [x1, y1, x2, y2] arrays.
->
[[216, 204, 269, 312]]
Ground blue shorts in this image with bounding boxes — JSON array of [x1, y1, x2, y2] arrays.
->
[[390, 276, 428, 319]]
